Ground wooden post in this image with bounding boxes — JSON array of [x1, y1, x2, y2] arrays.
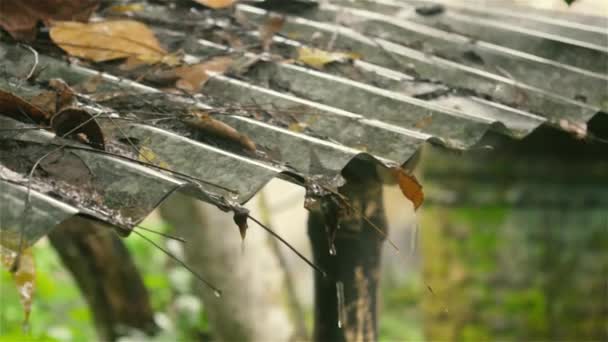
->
[[308, 159, 387, 341], [49, 216, 157, 341]]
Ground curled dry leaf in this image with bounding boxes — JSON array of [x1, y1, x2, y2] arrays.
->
[[49, 20, 177, 65], [259, 14, 285, 51], [1, 246, 36, 326], [0, 0, 98, 41], [172, 56, 234, 93], [296, 46, 361, 69], [391, 167, 424, 210], [51, 107, 105, 149], [0, 89, 51, 124], [185, 111, 256, 152], [193, 0, 236, 9]]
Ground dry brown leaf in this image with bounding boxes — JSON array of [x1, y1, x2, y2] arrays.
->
[[51, 107, 105, 149], [186, 111, 256, 152], [29, 91, 58, 115], [20, 79, 76, 117], [297, 46, 360, 69], [391, 167, 424, 210], [0, 0, 98, 41], [0, 89, 51, 124], [193, 0, 236, 9], [172, 56, 234, 93], [74, 74, 104, 93], [1, 246, 36, 325], [48, 78, 77, 110], [49, 20, 176, 65], [259, 14, 285, 51]]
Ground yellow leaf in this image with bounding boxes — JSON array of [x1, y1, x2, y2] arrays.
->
[[107, 3, 145, 13], [138, 146, 171, 169], [50, 20, 169, 64], [193, 0, 236, 9], [297, 46, 360, 69], [1, 246, 36, 325]]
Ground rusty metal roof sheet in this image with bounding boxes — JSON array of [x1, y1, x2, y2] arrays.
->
[[1, 0, 606, 246]]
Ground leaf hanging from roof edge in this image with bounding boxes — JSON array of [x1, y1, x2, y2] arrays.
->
[[0, 0, 98, 41], [1, 246, 36, 327], [296, 46, 361, 70], [49, 20, 179, 65], [0, 89, 51, 124], [391, 167, 424, 210], [232, 206, 250, 241], [193, 0, 236, 10]]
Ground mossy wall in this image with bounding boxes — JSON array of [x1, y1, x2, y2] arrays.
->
[[419, 131, 608, 341]]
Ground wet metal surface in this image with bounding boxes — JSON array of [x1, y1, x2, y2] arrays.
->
[[0, 0, 606, 246]]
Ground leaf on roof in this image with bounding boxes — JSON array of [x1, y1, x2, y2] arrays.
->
[[138, 146, 171, 169], [193, 0, 236, 9], [0, 89, 51, 124], [171, 56, 234, 93], [107, 3, 145, 14], [1, 246, 36, 326], [185, 111, 256, 152], [49, 20, 179, 65], [51, 107, 105, 149], [29, 78, 77, 115], [259, 14, 285, 52], [391, 167, 424, 210], [296, 46, 360, 69], [0, 0, 98, 41]]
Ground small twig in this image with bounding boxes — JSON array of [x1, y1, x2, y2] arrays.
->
[[135, 225, 186, 243], [133, 230, 221, 296], [20, 44, 39, 81], [247, 213, 326, 277]]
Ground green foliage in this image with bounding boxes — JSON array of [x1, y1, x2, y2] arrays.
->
[[0, 218, 211, 341], [0, 239, 95, 341]]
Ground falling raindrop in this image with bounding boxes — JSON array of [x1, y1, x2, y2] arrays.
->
[[329, 244, 337, 256], [214, 290, 222, 298], [336, 282, 345, 329]]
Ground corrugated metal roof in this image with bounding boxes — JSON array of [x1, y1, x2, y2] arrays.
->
[[1, 0, 606, 247]]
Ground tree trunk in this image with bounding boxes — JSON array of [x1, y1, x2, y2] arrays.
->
[[49, 216, 157, 342], [420, 131, 608, 341], [159, 193, 294, 342], [308, 159, 387, 342]]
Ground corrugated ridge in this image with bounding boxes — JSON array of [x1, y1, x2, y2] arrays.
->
[[0, 0, 606, 244]]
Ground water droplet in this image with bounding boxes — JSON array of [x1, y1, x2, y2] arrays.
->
[[329, 244, 336, 256], [214, 290, 222, 298], [338, 320, 342, 328]]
